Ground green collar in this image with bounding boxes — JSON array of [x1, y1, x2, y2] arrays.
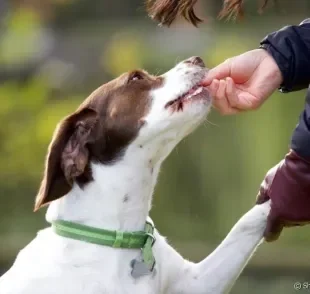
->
[[52, 219, 156, 276]]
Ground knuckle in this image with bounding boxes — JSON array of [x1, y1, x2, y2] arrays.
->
[[218, 108, 228, 115], [228, 97, 237, 107], [250, 99, 263, 110], [222, 109, 233, 115], [213, 94, 220, 100], [251, 103, 261, 110]]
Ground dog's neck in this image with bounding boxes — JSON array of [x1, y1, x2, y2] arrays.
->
[[45, 139, 175, 232]]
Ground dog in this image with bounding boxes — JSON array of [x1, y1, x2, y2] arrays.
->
[[0, 56, 270, 294]]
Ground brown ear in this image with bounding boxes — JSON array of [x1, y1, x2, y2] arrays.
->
[[34, 108, 98, 211]]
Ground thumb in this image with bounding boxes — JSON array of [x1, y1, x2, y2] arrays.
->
[[256, 192, 270, 205], [264, 212, 284, 242], [201, 60, 232, 86]]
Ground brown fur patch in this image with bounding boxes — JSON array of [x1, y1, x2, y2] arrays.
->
[[34, 70, 163, 211]]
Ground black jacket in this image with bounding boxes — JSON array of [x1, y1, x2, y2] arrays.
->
[[260, 19, 310, 159]]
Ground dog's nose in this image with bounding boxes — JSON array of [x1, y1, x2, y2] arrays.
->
[[184, 56, 205, 67]]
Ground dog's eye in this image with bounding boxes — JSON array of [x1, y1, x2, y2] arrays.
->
[[129, 72, 144, 82]]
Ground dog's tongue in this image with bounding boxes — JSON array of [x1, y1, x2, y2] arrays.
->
[[183, 86, 205, 101]]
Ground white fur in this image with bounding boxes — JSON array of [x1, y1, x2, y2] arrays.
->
[[0, 59, 271, 294]]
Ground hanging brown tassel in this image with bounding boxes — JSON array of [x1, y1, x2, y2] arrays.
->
[[146, 0, 272, 26], [146, 0, 202, 27], [218, 0, 245, 20], [218, 0, 271, 20]]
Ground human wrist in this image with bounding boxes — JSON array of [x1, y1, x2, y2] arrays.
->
[[286, 149, 310, 165], [259, 45, 284, 88], [259, 43, 286, 92]]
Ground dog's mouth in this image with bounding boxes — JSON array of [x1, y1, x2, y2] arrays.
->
[[165, 84, 209, 110]]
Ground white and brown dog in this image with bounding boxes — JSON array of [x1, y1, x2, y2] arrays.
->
[[0, 57, 270, 294]]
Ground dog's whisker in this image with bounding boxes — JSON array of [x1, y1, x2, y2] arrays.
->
[[175, 56, 183, 66], [204, 118, 219, 127], [155, 69, 162, 76]]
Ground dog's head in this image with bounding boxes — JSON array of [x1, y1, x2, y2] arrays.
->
[[35, 56, 211, 210]]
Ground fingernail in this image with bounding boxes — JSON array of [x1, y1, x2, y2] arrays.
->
[[199, 80, 209, 86]]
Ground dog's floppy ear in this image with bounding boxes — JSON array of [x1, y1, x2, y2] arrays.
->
[[34, 108, 98, 211]]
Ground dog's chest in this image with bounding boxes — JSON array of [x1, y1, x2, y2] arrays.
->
[[7, 230, 164, 294], [77, 254, 161, 294], [2, 266, 162, 294]]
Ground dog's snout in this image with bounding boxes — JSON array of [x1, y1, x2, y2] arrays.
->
[[184, 56, 205, 67]]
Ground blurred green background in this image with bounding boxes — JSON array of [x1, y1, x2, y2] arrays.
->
[[1, 0, 310, 293]]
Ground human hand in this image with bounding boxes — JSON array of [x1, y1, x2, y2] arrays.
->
[[201, 49, 283, 114], [256, 150, 310, 242]]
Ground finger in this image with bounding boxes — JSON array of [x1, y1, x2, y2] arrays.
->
[[256, 192, 270, 205], [211, 79, 241, 115], [207, 79, 220, 97], [200, 60, 231, 86], [213, 97, 239, 115], [264, 213, 284, 242], [212, 80, 230, 113], [225, 77, 239, 108], [216, 79, 227, 100]]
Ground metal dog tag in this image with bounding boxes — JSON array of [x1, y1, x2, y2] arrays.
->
[[130, 259, 152, 279]]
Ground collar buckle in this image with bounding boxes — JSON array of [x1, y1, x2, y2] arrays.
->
[[145, 232, 156, 246]]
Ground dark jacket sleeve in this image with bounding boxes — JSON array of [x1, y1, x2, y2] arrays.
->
[[260, 19, 310, 160], [260, 19, 310, 93], [291, 93, 310, 159]]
